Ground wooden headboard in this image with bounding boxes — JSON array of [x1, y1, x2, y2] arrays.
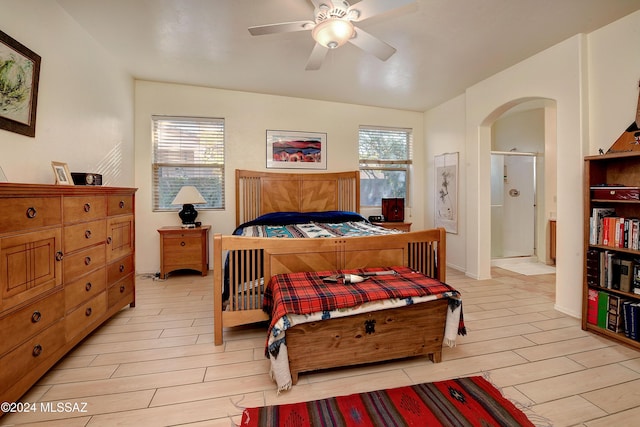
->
[[235, 169, 360, 226]]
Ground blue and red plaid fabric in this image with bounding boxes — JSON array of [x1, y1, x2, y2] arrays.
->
[[263, 266, 460, 335]]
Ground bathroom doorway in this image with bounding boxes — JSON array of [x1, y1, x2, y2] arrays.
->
[[491, 151, 537, 259]]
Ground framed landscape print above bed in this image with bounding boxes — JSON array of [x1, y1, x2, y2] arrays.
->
[[266, 129, 327, 169]]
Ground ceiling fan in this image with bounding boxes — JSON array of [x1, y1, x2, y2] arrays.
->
[[248, 0, 415, 70]]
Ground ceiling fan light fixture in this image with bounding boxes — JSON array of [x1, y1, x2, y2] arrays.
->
[[312, 18, 354, 49]]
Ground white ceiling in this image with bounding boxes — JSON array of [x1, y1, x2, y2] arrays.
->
[[57, 0, 640, 112]]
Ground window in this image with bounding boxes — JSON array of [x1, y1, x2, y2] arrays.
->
[[358, 126, 412, 207], [152, 116, 225, 211]]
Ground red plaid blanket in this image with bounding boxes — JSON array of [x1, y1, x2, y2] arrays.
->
[[263, 266, 461, 336]]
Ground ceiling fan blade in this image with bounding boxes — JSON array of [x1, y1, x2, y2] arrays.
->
[[248, 21, 315, 36], [349, 27, 396, 61], [349, 0, 415, 22], [305, 43, 329, 70]]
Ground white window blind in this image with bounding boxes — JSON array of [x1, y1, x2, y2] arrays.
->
[[152, 115, 225, 211], [358, 126, 413, 207]]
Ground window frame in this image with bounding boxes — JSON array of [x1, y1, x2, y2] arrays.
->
[[151, 115, 226, 212], [358, 125, 413, 208]]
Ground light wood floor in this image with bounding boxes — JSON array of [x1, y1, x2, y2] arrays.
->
[[2, 267, 640, 426]]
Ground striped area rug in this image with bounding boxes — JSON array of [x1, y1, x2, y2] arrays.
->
[[240, 376, 535, 426]]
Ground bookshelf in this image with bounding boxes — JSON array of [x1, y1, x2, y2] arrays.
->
[[583, 151, 640, 349]]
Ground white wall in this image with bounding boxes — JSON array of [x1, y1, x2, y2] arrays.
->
[[424, 94, 466, 271], [588, 10, 640, 154], [424, 10, 640, 319], [0, 1, 134, 186], [134, 81, 425, 274]]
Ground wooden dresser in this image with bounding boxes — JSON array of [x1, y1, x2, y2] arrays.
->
[[0, 184, 136, 409]]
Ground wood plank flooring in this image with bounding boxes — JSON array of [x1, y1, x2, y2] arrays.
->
[[2, 267, 640, 426]]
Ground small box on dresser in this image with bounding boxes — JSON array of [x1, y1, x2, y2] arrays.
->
[[0, 183, 136, 413]]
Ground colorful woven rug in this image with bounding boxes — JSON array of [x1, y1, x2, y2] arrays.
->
[[240, 376, 534, 426]]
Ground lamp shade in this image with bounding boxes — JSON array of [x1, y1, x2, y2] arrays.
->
[[172, 186, 206, 205], [312, 18, 354, 49]]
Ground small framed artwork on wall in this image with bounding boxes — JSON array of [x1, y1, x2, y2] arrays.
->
[[266, 130, 327, 169]]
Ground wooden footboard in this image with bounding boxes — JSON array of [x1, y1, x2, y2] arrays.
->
[[213, 228, 446, 345]]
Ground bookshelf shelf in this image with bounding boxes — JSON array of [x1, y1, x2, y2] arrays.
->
[[583, 152, 640, 351]]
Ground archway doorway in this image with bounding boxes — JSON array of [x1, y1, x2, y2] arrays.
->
[[485, 98, 558, 276]]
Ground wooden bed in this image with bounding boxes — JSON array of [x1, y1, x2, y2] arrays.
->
[[213, 169, 453, 384]]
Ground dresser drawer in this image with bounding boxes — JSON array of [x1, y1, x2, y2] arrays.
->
[[108, 194, 134, 216], [65, 292, 107, 340], [63, 195, 107, 224], [0, 290, 64, 357], [63, 244, 106, 283], [107, 254, 134, 284], [0, 197, 61, 234], [107, 215, 134, 262], [0, 320, 65, 396], [108, 274, 134, 309], [64, 219, 106, 253], [65, 267, 106, 312]]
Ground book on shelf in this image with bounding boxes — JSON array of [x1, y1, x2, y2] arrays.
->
[[591, 208, 616, 245], [597, 291, 609, 329], [633, 263, 640, 295], [607, 295, 625, 333], [587, 288, 599, 325], [620, 259, 633, 293]]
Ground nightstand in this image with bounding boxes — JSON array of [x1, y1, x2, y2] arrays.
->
[[158, 225, 210, 279], [372, 222, 412, 232]]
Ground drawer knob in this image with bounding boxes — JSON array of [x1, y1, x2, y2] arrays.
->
[[31, 311, 42, 323], [55, 251, 64, 261], [119, 264, 125, 272], [181, 241, 186, 247], [32, 344, 43, 357], [119, 200, 125, 209], [84, 203, 91, 212], [85, 307, 92, 317], [84, 256, 92, 266], [85, 282, 92, 292], [107, 236, 112, 245], [85, 230, 92, 239], [26, 207, 37, 219], [120, 285, 126, 293]]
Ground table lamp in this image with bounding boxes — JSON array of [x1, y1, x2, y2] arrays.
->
[[171, 186, 206, 225]]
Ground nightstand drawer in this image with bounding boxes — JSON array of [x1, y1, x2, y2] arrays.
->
[[163, 235, 203, 256]]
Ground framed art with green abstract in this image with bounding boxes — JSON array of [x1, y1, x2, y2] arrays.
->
[[0, 30, 41, 137]]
